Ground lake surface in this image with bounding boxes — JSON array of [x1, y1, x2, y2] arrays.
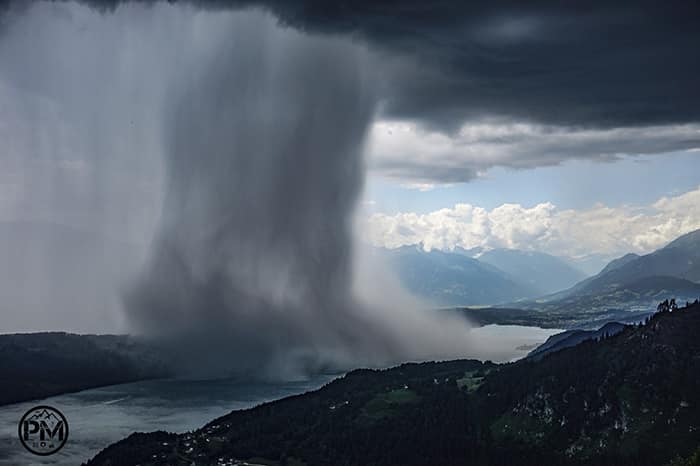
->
[[0, 376, 335, 466], [0, 324, 560, 465], [468, 324, 563, 362]]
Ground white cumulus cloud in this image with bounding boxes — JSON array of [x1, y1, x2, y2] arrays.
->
[[365, 185, 700, 258]]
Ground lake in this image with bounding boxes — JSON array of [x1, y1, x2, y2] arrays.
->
[[467, 324, 563, 362], [0, 324, 561, 465], [0, 376, 335, 466]]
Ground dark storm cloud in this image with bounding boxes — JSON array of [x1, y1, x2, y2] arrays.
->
[[365, 121, 700, 184], [49, 0, 700, 130]]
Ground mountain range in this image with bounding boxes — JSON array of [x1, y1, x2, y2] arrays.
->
[[378, 246, 536, 305], [477, 248, 587, 295], [501, 229, 700, 328], [554, 229, 700, 299], [379, 245, 586, 306], [381, 228, 700, 316]]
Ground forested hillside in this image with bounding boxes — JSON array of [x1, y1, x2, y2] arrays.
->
[[87, 301, 700, 466], [0, 333, 169, 405]]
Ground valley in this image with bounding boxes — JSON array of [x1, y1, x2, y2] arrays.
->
[[87, 302, 700, 466]]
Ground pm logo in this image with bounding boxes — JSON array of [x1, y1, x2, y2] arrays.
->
[[18, 405, 69, 456]]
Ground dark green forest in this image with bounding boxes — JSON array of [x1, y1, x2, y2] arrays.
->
[[0, 333, 169, 405]]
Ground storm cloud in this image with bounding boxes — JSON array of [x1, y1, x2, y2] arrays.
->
[[49, 0, 700, 130], [269, 1, 700, 130], [28, 0, 700, 186], [0, 2, 479, 375], [366, 121, 700, 184]]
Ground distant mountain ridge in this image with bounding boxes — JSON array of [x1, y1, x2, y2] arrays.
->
[[491, 229, 700, 329], [527, 321, 627, 360], [378, 245, 536, 306], [378, 245, 587, 306], [564, 229, 700, 298], [598, 253, 641, 275], [477, 248, 586, 296]]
